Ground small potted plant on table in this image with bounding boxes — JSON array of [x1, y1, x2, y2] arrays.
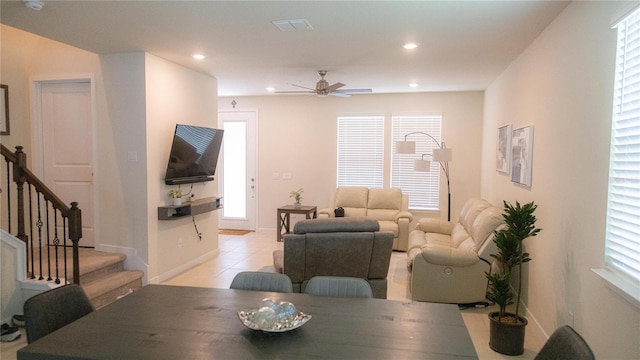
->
[[289, 188, 304, 207], [169, 188, 183, 206], [486, 200, 541, 355]]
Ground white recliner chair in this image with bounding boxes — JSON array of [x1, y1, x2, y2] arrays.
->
[[318, 187, 413, 251], [406, 198, 505, 304]]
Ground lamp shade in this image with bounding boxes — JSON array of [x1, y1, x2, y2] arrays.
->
[[414, 159, 431, 172], [433, 148, 453, 162], [396, 141, 416, 154]]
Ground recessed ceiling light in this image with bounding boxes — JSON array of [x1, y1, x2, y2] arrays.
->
[[192, 54, 206, 60], [403, 43, 418, 50], [409, 83, 419, 88], [266, 87, 275, 92]]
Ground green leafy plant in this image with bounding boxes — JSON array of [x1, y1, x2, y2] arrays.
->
[[486, 200, 541, 322], [169, 189, 183, 199], [289, 188, 304, 203]]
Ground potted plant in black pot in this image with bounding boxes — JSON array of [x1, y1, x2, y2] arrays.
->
[[486, 200, 541, 355]]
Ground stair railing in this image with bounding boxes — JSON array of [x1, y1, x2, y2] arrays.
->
[[1, 144, 82, 285]]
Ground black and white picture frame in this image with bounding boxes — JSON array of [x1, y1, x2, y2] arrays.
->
[[1, 84, 9, 136], [496, 124, 511, 174], [511, 125, 534, 186]]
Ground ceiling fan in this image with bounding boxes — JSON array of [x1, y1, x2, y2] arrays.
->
[[276, 70, 372, 97]]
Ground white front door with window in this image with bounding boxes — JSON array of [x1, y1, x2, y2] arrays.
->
[[218, 110, 257, 231]]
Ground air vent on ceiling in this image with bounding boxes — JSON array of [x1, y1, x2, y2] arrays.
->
[[272, 19, 314, 32]]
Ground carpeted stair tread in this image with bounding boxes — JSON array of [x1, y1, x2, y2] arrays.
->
[[82, 270, 143, 309], [28, 248, 143, 309], [30, 247, 126, 279]]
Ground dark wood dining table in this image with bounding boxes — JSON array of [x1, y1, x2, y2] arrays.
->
[[18, 284, 478, 359]]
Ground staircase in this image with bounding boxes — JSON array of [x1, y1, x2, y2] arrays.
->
[[2, 144, 145, 311], [33, 247, 144, 309]]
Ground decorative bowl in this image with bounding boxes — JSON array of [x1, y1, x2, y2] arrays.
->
[[237, 309, 311, 332]]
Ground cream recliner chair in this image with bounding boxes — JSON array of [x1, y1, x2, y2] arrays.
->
[[318, 187, 412, 251], [407, 198, 505, 304]]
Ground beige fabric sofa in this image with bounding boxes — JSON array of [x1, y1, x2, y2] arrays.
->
[[273, 217, 394, 299], [318, 187, 413, 251], [407, 198, 505, 304]]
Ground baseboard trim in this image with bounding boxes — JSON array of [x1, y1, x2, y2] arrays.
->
[[149, 248, 220, 284]]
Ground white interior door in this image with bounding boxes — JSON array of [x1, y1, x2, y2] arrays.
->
[[218, 110, 257, 231], [40, 81, 95, 247]]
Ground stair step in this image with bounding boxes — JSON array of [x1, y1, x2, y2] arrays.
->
[[82, 270, 144, 309], [29, 247, 144, 309], [30, 247, 126, 283]]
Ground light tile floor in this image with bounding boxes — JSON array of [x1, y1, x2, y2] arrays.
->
[[1, 230, 545, 359], [163, 230, 546, 359]]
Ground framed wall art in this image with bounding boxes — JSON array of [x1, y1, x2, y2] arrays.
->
[[1, 84, 9, 135], [496, 124, 511, 174], [510, 125, 534, 186]]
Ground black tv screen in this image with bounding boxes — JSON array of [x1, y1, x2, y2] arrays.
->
[[164, 124, 224, 185]]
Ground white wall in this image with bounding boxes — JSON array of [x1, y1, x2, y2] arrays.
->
[[482, 1, 639, 358], [98, 53, 149, 263], [0, 25, 219, 285], [219, 91, 484, 230], [0, 25, 102, 154], [145, 54, 219, 280]]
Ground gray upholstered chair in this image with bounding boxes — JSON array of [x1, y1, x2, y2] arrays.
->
[[534, 325, 595, 360], [24, 284, 95, 344], [304, 276, 373, 298], [230, 271, 293, 293], [274, 217, 394, 299]]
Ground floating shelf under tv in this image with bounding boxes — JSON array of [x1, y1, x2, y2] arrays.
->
[[158, 196, 223, 220]]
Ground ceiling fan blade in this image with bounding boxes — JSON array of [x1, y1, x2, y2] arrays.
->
[[339, 88, 372, 93], [290, 83, 316, 91], [274, 90, 315, 94], [329, 92, 351, 98], [327, 82, 345, 92]]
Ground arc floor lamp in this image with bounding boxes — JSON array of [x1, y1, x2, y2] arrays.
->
[[396, 132, 453, 221]]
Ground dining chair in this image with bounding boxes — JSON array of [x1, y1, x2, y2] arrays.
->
[[304, 276, 373, 298], [230, 271, 293, 293], [534, 325, 595, 360], [23, 284, 95, 344]]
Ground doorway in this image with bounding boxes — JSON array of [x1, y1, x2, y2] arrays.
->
[[33, 78, 96, 247], [218, 110, 257, 231]]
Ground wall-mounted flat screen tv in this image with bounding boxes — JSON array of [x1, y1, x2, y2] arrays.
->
[[164, 124, 224, 185]]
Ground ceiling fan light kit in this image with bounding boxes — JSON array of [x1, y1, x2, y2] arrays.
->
[[275, 70, 372, 98], [24, 0, 44, 11]]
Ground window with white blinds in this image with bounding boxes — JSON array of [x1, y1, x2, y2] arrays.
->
[[391, 114, 443, 210], [337, 115, 384, 188], [605, 7, 640, 286]]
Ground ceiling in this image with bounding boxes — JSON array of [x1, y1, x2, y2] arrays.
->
[[0, 0, 570, 97]]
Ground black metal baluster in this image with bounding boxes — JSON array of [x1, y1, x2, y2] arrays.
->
[[53, 212, 60, 285], [46, 200, 52, 281], [62, 217, 68, 284], [28, 184, 35, 280], [36, 191, 44, 280]]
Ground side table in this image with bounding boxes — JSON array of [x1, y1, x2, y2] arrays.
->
[[277, 205, 317, 242]]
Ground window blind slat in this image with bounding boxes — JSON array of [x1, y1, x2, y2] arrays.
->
[[605, 8, 640, 285], [337, 115, 384, 188], [391, 114, 443, 210]]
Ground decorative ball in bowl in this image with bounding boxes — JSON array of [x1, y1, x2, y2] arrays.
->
[[238, 298, 311, 332]]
